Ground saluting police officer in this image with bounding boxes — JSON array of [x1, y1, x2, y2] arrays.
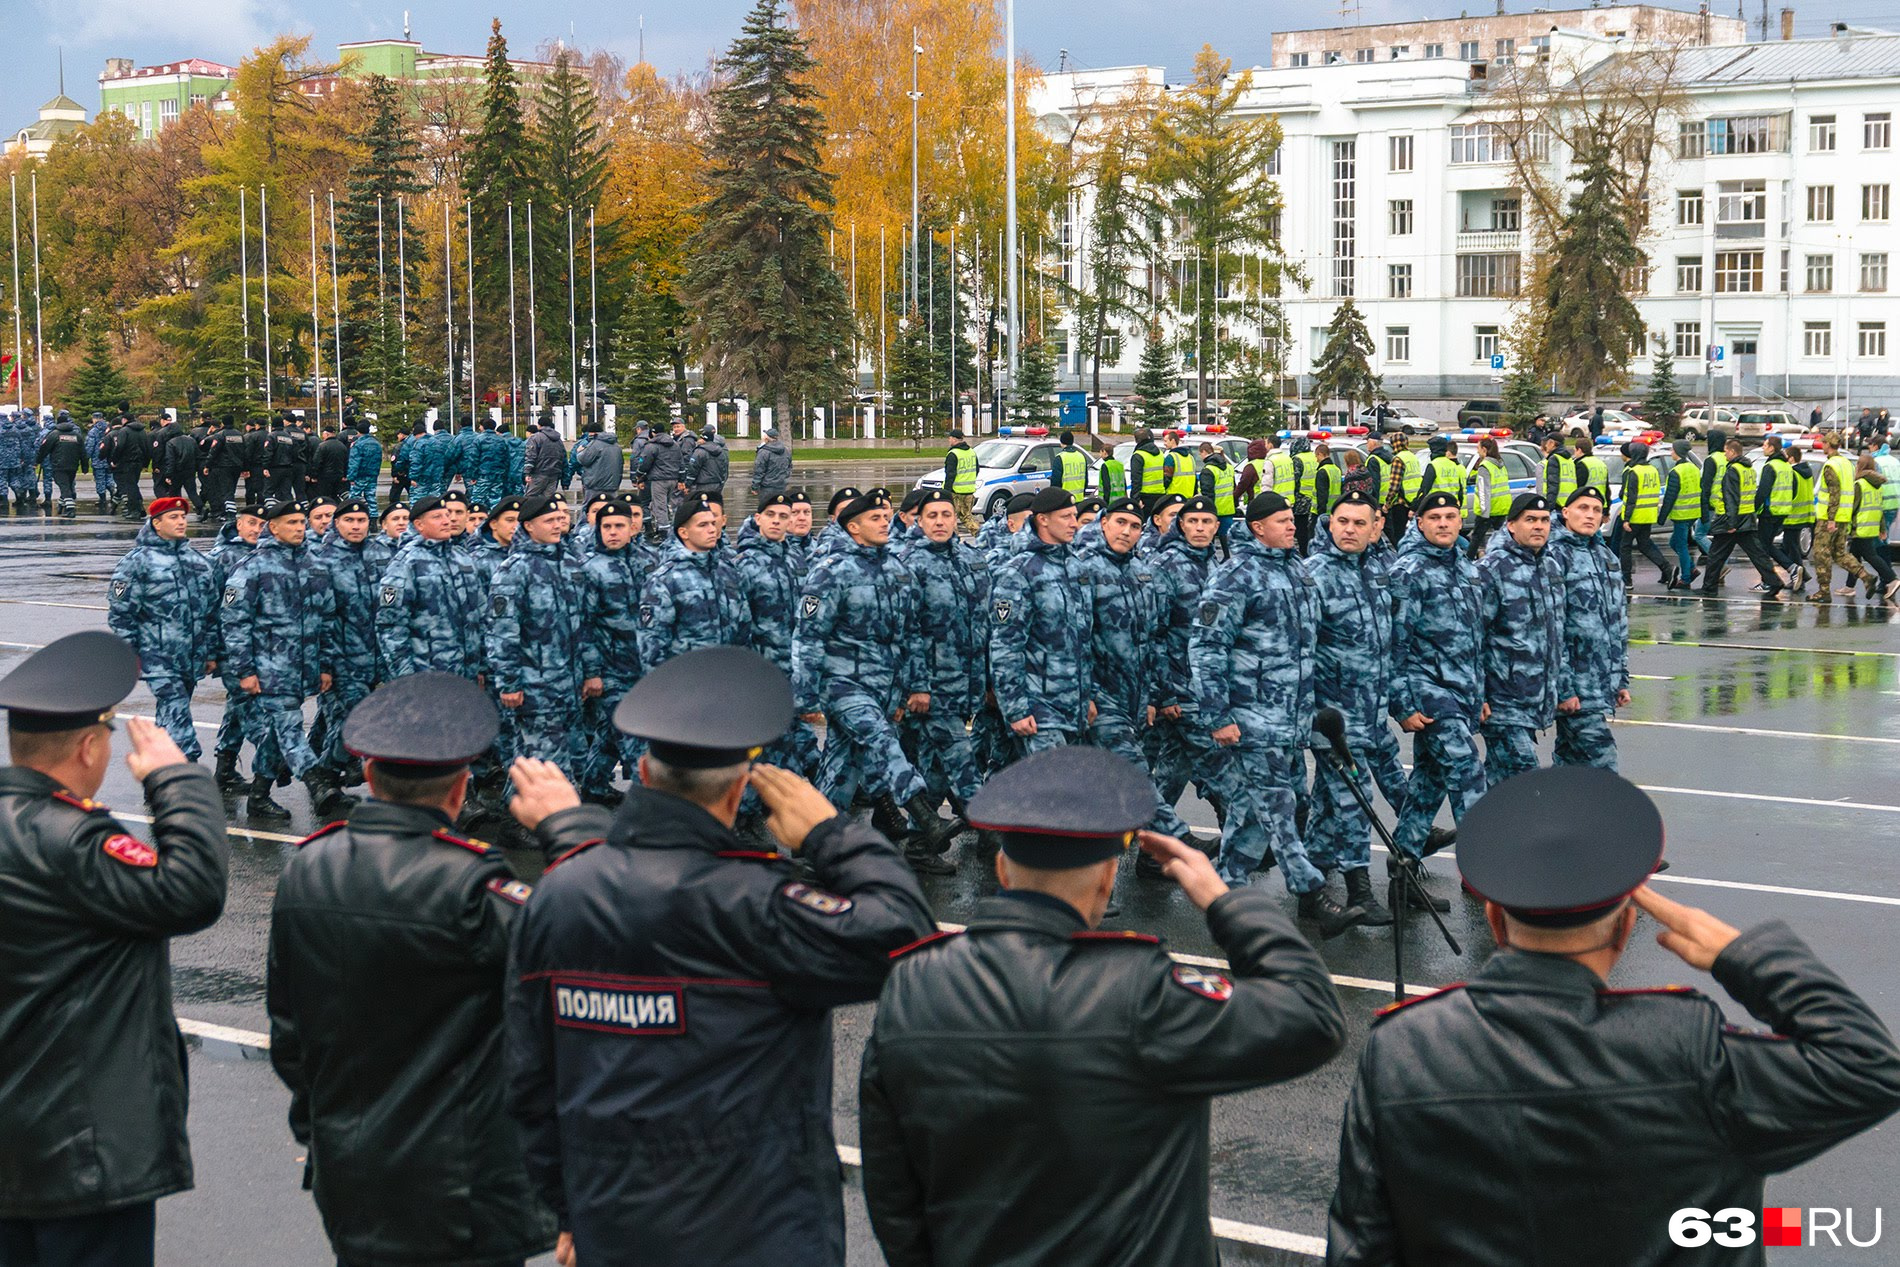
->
[[0, 632, 229, 1267], [503, 647, 934, 1267], [1328, 767, 1900, 1265], [267, 673, 556, 1267], [861, 747, 1346, 1267]]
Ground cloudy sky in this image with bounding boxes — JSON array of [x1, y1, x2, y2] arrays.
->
[[7, 0, 1895, 148]]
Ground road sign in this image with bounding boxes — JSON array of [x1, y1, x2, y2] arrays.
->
[[1490, 353, 1506, 370], [1707, 345, 1726, 363]]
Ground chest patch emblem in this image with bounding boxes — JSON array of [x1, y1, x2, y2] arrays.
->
[[102, 834, 158, 868], [223, 586, 238, 607], [551, 977, 685, 1035], [1171, 964, 1234, 1002], [800, 595, 821, 619], [380, 584, 399, 607], [110, 580, 130, 600], [782, 881, 853, 916], [1199, 600, 1221, 626], [992, 599, 1012, 624]]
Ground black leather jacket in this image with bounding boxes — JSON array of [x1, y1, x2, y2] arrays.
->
[[861, 887, 1347, 1267], [508, 787, 934, 1266], [266, 800, 556, 1265], [1327, 922, 1900, 1266], [0, 764, 228, 1218]]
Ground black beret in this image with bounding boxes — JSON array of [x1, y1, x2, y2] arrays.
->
[[307, 495, 340, 511], [1459, 768, 1664, 927], [595, 498, 637, 520], [519, 495, 564, 523], [1101, 497, 1143, 520], [898, 488, 928, 513], [675, 493, 718, 531], [1029, 488, 1075, 515], [265, 500, 306, 521], [1335, 489, 1379, 510], [789, 491, 812, 505], [1564, 486, 1606, 508], [915, 489, 955, 509], [0, 631, 138, 733], [336, 498, 370, 517], [613, 646, 792, 768], [1180, 495, 1220, 518], [237, 503, 267, 519], [1007, 492, 1038, 515], [1150, 493, 1188, 515], [1507, 492, 1552, 520], [839, 490, 893, 526], [968, 747, 1151, 869], [1413, 489, 1462, 514], [756, 492, 794, 509], [1245, 491, 1291, 521], [1075, 496, 1104, 515], [488, 496, 523, 517], [827, 487, 864, 515], [411, 495, 446, 519], [343, 672, 499, 776], [441, 489, 469, 507]]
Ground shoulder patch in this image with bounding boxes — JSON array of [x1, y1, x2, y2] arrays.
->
[[716, 850, 783, 862], [110, 579, 130, 600], [379, 583, 400, 607], [51, 790, 107, 813], [889, 929, 963, 959], [223, 585, 239, 606], [102, 833, 158, 868], [781, 881, 853, 916], [1199, 600, 1221, 626], [490, 593, 509, 617], [638, 603, 655, 627], [431, 828, 491, 856], [1171, 963, 1235, 1002], [800, 594, 821, 619], [1070, 929, 1161, 945], [546, 838, 604, 870], [1374, 981, 1468, 1022], [295, 821, 348, 848], [992, 598, 1013, 624], [486, 877, 533, 905]]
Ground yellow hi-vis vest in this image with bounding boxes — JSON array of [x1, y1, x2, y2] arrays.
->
[[1168, 451, 1197, 497], [1669, 460, 1702, 521], [1624, 462, 1661, 524]]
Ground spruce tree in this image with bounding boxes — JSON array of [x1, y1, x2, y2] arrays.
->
[[1226, 367, 1283, 438], [1310, 298, 1384, 423], [610, 285, 672, 431], [684, 0, 852, 422], [67, 326, 135, 419], [1644, 331, 1684, 435], [902, 224, 975, 413], [1012, 335, 1059, 428], [1540, 143, 1645, 410], [533, 48, 612, 390], [337, 75, 427, 379], [1131, 320, 1181, 430], [199, 303, 262, 422], [886, 308, 934, 445], [360, 296, 422, 437], [463, 19, 540, 405], [1500, 362, 1545, 430]]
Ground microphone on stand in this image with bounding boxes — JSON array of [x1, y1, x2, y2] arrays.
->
[[1311, 707, 1355, 770]]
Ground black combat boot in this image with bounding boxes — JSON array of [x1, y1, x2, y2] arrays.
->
[[871, 794, 908, 841], [1387, 855, 1451, 913], [906, 791, 962, 855], [1421, 825, 1457, 857], [1344, 867, 1393, 927], [903, 842, 956, 876], [247, 773, 291, 823], [303, 768, 353, 820], [1298, 888, 1366, 939], [214, 749, 244, 792]]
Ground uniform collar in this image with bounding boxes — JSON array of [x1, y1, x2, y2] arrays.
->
[[352, 799, 457, 834], [1472, 947, 1612, 993], [967, 889, 1089, 936], [607, 783, 736, 854]]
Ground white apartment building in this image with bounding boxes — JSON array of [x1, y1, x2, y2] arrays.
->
[[1032, 26, 1900, 406]]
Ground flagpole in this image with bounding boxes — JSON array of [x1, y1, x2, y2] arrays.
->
[[396, 195, 408, 352], [526, 200, 538, 424], [949, 226, 956, 420], [464, 199, 475, 427], [566, 206, 578, 435], [507, 202, 519, 430], [328, 192, 344, 419], [31, 172, 44, 411], [588, 208, 599, 431], [9, 174, 22, 408], [850, 223, 858, 430], [261, 187, 273, 412], [444, 197, 454, 432], [376, 195, 387, 304], [239, 187, 251, 398], [879, 225, 886, 398], [309, 193, 322, 430]]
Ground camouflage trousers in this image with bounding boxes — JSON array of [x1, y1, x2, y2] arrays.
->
[[951, 492, 978, 536], [315, 677, 375, 772], [1553, 710, 1618, 771], [347, 478, 379, 517], [245, 693, 320, 783], [1481, 722, 1541, 788], [6, 469, 32, 501], [1394, 716, 1484, 861], [971, 700, 1012, 779], [1811, 523, 1869, 589], [1209, 744, 1323, 895], [579, 689, 644, 795], [816, 692, 925, 809], [1306, 721, 1410, 873], [94, 466, 116, 500], [901, 710, 982, 807], [147, 675, 202, 762], [214, 677, 254, 758], [1146, 713, 1223, 825], [1090, 710, 1194, 839], [509, 692, 582, 775]]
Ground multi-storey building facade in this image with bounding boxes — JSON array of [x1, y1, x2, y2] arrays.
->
[[1034, 24, 1900, 404], [1270, 4, 1742, 69]]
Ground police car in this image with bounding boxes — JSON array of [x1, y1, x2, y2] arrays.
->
[[912, 430, 1100, 518]]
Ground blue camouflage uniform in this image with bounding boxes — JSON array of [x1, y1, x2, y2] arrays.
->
[[636, 539, 752, 673], [1388, 532, 1486, 858], [220, 534, 338, 782], [1191, 530, 1326, 893], [1546, 523, 1628, 770], [376, 534, 485, 679], [794, 539, 928, 808], [505, 432, 526, 496], [1476, 532, 1566, 786], [450, 428, 477, 492], [107, 520, 217, 760], [1075, 533, 1187, 836], [733, 528, 819, 779], [0, 414, 26, 505], [464, 523, 514, 595], [86, 417, 115, 504], [470, 428, 509, 505], [1144, 528, 1223, 822], [409, 431, 449, 499], [899, 533, 989, 809], [35, 418, 56, 501], [1302, 531, 1401, 875], [987, 530, 1093, 755], [310, 526, 380, 772], [486, 537, 585, 772], [206, 520, 259, 763], [577, 541, 648, 795], [345, 431, 383, 514]]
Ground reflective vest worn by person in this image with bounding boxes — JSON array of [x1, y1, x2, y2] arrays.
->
[[1395, 450, 1424, 503], [1054, 446, 1087, 495], [1136, 446, 1167, 495], [1167, 449, 1197, 497], [1426, 454, 1462, 500], [1543, 454, 1578, 505], [1205, 460, 1236, 516], [947, 446, 978, 495], [1704, 452, 1729, 519], [1822, 454, 1858, 523], [1623, 462, 1662, 525], [1713, 459, 1756, 517], [1669, 460, 1702, 521], [1577, 455, 1610, 498], [1480, 457, 1512, 518], [1854, 478, 1885, 538], [1786, 463, 1815, 527], [1294, 451, 1320, 508], [1098, 455, 1126, 502]]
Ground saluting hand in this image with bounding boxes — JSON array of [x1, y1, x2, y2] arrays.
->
[[125, 715, 188, 781], [1631, 885, 1740, 971], [1136, 831, 1228, 911], [749, 763, 835, 854], [508, 758, 580, 831]]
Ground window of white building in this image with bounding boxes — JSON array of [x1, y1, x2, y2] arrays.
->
[[1389, 263, 1413, 298], [1862, 252, 1889, 293], [1859, 322, 1887, 357], [1866, 113, 1892, 151], [1474, 326, 1500, 361], [1862, 184, 1890, 222], [1677, 257, 1703, 292], [1806, 185, 1834, 223], [1424, 43, 1445, 58], [1457, 254, 1520, 297], [1459, 40, 1480, 60], [1355, 48, 1376, 64], [1713, 250, 1763, 292], [1674, 322, 1703, 359], [1389, 199, 1413, 234], [1803, 323, 1831, 357], [1386, 327, 1411, 361], [1389, 134, 1414, 172], [1716, 180, 1767, 224], [1290, 53, 1310, 67], [1810, 114, 1836, 151], [1806, 254, 1834, 292], [1677, 190, 1703, 225]]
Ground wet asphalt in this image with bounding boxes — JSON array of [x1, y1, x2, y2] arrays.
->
[[3, 470, 1898, 1265]]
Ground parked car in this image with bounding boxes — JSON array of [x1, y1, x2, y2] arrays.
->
[[1359, 404, 1437, 435], [912, 436, 1098, 518], [1733, 409, 1803, 440], [1679, 405, 1738, 440], [1558, 407, 1642, 438], [1456, 399, 1504, 428]]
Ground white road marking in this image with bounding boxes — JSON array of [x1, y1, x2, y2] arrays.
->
[[1640, 784, 1900, 815], [1631, 636, 1900, 658], [0, 598, 109, 611], [1614, 719, 1900, 746]]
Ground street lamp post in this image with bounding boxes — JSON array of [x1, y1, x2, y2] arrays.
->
[[910, 29, 923, 314], [1004, 0, 1018, 381]]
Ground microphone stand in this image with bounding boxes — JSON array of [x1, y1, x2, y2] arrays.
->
[[1311, 741, 1461, 1002]]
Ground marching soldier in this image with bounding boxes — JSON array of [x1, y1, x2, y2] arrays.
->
[[988, 488, 1094, 757], [0, 633, 228, 1267], [504, 647, 934, 1267], [106, 497, 218, 762], [1547, 488, 1630, 770], [1329, 768, 1900, 1265], [577, 498, 650, 805], [1476, 493, 1565, 787], [486, 496, 585, 774], [861, 747, 1345, 1267], [267, 673, 558, 1267]]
